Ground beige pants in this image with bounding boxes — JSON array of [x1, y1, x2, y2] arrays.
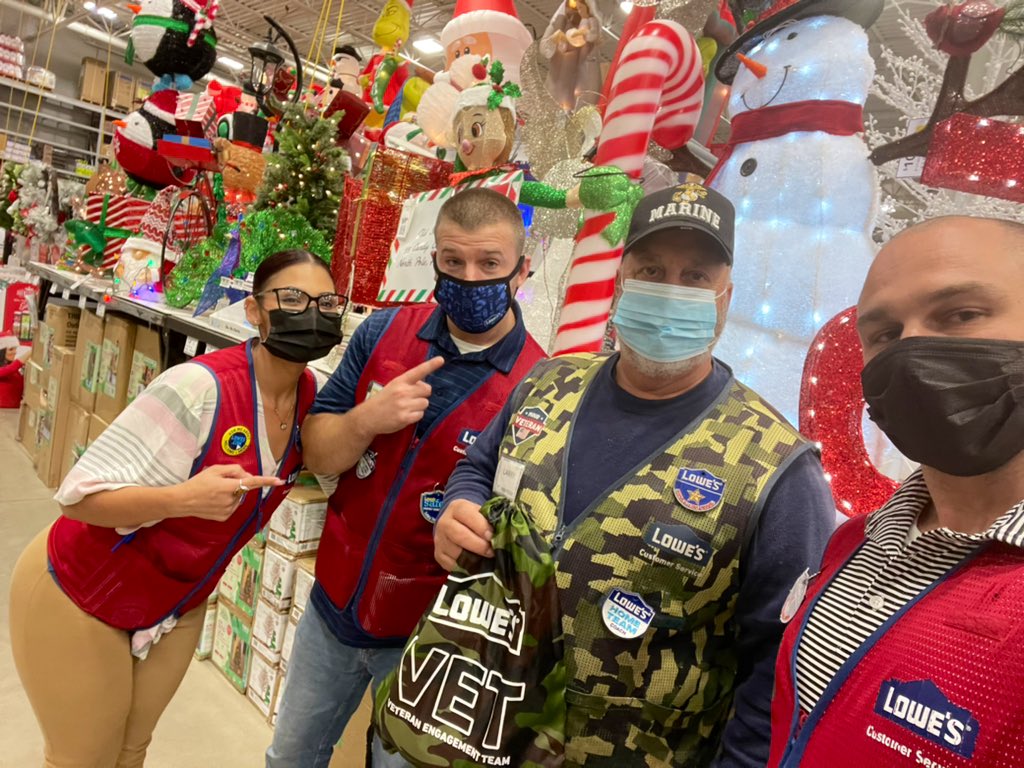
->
[[9, 527, 205, 768]]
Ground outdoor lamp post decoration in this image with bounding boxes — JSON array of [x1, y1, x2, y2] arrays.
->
[[246, 16, 303, 115]]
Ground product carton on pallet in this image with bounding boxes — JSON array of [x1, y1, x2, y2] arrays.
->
[[218, 543, 264, 617], [71, 310, 104, 411], [60, 403, 92, 483], [246, 650, 282, 719], [95, 315, 137, 423], [260, 545, 315, 612], [268, 485, 327, 556], [32, 305, 80, 368], [280, 614, 298, 674], [211, 600, 253, 693], [291, 557, 317, 617], [194, 595, 218, 661], [36, 346, 75, 487], [252, 597, 289, 663]]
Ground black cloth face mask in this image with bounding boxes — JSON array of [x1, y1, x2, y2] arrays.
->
[[861, 336, 1024, 477], [261, 307, 344, 364]]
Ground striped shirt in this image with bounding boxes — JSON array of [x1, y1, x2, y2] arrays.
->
[[795, 470, 1024, 711], [57, 359, 329, 507]]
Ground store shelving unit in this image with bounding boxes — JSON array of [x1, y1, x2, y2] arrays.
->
[[0, 76, 124, 177]]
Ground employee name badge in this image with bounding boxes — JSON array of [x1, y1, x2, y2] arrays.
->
[[780, 568, 815, 624], [602, 589, 655, 639], [493, 455, 526, 500]]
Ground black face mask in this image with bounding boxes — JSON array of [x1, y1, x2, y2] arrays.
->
[[861, 336, 1024, 477], [261, 307, 344, 364]]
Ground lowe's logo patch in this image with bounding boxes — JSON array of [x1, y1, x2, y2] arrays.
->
[[643, 523, 712, 565], [673, 468, 725, 512], [875, 679, 979, 757], [453, 428, 480, 456]]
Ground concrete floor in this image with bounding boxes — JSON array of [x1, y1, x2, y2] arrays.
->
[[0, 410, 368, 768]]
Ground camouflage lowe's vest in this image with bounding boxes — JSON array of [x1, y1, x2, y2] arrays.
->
[[496, 354, 810, 767]]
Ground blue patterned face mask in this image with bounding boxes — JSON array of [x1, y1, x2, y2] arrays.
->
[[434, 257, 523, 335], [613, 279, 724, 363]]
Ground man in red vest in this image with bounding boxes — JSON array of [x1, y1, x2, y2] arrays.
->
[[267, 188, 546, 768], [768, 216, 1024, 768]]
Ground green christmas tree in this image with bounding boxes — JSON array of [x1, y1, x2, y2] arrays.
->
[[253, 105, 347, 234]]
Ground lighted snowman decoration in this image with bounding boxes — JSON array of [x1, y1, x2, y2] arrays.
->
[[706, 0, 884, 422]]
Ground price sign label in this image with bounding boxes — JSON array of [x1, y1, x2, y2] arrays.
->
[[62, 288, 70, 300], [78, 295, 88, 310], [183, 336, 200, 357]]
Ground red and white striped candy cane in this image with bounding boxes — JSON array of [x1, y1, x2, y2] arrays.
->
[[553, 20, 704, 354]]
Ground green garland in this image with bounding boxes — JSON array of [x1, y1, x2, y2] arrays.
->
[[239, 208, 332, 275]]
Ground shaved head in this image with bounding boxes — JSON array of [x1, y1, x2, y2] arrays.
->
[[856, 216, 1024, 361]]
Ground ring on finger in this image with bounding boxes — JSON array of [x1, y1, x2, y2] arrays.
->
[[235, 480, 250, 496]]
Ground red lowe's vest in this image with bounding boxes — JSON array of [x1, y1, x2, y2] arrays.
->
[[769, 515, 1024, 768], [48, 341, 316, 631], [316, 306, 545, 639]]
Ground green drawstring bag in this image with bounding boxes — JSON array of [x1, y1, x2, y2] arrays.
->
[[374, 496, 566, 767]]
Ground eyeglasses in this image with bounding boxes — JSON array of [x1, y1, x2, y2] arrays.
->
[[255, 287, 348, 317]]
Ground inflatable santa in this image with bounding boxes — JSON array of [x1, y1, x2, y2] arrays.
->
[[440, 0, 533, 83]]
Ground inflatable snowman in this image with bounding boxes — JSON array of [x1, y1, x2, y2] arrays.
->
[[707, 0, 883, 422]]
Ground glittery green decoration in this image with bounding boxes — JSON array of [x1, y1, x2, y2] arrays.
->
[[521, 180, 568, 209], [238, 208, 332, 276], [164, 221, 231, 308], [577, 166, 644, 246], [124, 177, 158, 202]]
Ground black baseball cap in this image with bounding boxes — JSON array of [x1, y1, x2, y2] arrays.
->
[[624, 182, 735, 266]]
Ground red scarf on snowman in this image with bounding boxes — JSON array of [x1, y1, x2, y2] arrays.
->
[[706, 100, 864, 184]]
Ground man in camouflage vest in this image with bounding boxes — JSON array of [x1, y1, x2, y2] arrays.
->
[[435, 182, 835, 768]]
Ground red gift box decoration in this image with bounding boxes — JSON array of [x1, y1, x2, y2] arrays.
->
[[921, 113, 1024, 203], [158, 135, 220, 172], [332, 146, 451, 306], [175, 92, 219, 141], [83, 193, 150, 270], [323, 89, 370, 142]]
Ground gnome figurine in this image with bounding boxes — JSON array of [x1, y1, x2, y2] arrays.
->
[[114, 187, 178, 295]]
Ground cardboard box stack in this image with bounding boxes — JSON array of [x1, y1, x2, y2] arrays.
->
[[28, 305, 80, 487], [79, 57, 107, 105], [21, 301, 163, 488], [198, 480, 328, 726]]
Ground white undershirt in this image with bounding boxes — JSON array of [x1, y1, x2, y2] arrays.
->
[[451, 336, 494, 355]]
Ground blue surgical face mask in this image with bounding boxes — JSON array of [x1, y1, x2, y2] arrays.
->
[[434, 257, 523, 335], [612, 279, 723, 363]]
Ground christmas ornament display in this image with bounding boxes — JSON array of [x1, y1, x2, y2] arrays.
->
[[114, 90, 197, 189], [705, 0, 882, 422], [163, 221, 230, 308], [113, 194, 169, 295], [72, 194, 151, 271], [126, 0, 218, 91], [799, 307, 899, 518], [869, 0, 1024, 204], [540, 0, 603, 111], [554, 20, 705, 354]]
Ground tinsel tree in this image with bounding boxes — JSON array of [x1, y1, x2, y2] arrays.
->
[[253, 105, 347, 234], [239, 208, 332, 274], [866, 1, 1024, 242]]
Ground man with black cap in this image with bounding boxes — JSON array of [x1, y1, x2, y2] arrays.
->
[[435, 182, 835, 767]]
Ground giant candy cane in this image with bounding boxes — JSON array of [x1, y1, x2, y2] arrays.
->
[[553, 20, 705, 354]]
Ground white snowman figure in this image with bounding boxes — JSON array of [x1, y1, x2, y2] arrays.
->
[[706, 0, 884, 422]]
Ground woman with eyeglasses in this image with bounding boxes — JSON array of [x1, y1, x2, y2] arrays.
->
[[9, 249, 345, 768]]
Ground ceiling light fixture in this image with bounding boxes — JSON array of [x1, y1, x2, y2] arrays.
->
[[218, 55, 245, 71], [83, 1, 96, 9], [620, 1, 633, 11], [412, 37, 444, 54]]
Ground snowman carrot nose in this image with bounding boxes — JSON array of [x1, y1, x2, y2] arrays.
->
[[737, 53, 767, 79], [113, 119, 127, 128], [126, 3, 141, 12]]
